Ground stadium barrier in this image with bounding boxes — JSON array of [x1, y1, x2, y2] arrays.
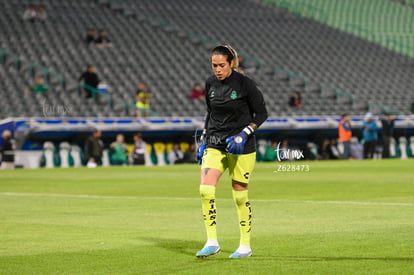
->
[[123, 101, 160, 117], [27, 136, 413, 169], [76, 84, 113, 109], [0, 47, 19, 69], [2, 116, 414, 168], [368, 102, 404, 116], [28, 62, 65, 90], [320, 85, 356, 107], [0, 48, 66, 89], [272, 67, 308, 88]]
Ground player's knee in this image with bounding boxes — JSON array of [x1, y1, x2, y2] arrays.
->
[[233, 190, 248, 206], [234, 196, 247, 206], [199, 184, 215, 199]]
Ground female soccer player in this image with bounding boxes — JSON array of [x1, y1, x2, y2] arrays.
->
[[196, 45, 268, 258]]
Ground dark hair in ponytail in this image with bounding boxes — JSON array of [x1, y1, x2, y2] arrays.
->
[[210, 45, 243, 73]]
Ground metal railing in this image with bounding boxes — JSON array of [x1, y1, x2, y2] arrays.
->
[[77, 84, 113, 109]]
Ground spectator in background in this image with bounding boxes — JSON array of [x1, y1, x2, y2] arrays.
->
[[109, 134, 128, 165], [37, 5, 47, 21], [23, 5, 37, 22], [168, 143, 184, 165], [274, 139, 292, 161], [318, 139, 330, 160], [380, 113, 396, 158], [338, 113, 352, 159], [318, 139, 341, 160], [78, 65, 100, 99], [131, 133, 146, 165], [0, 130, 15, 169], [95, 30, 112, 48], [85, 129, 103, 167], [85, 29, 96, 45], [135, 82, 151, 118], [237, 55, 257, 74], [350, 137, 363, 160], [237, 56, 245, 72], [288, 92, 303, 109], [190, 83, 206, 101], [32, 76, 49, 96], [263, 140, 277, 161], [362, 112, 378, 159], [329, 139, 341, 159], [183, 143, 197, 163], [25, 76, 48, 97]]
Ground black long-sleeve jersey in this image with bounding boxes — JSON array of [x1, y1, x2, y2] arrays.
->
[[204, 70, 268, 154], [78, 72, 100, 88]]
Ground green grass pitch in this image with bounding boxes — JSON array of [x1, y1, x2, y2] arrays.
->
[[0, 159, 413, 274]]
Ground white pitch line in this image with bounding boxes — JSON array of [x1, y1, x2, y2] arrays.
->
[[1, 192, 413, 207], [0, 192, 199, 201], [254, 199, 414, 207]]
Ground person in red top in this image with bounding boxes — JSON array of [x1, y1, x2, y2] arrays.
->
[[288, 92, 303, 109], [338, 113, 352, 159], [190, 83, 206, 101]]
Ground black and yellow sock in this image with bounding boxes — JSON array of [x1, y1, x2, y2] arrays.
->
[[233, 190, 252, 246], [200, 185, 217, 242]]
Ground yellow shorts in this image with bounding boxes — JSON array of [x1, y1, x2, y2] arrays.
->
[[136, 102, 149, 109], [201, 148, 256, 184]]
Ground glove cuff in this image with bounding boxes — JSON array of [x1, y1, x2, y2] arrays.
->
[[200, 130, 207, 143], [242, 125, 254, 136]]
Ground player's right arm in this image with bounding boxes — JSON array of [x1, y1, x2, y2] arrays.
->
[[203, 81, 211, 132], [196, 81, 211, 164]]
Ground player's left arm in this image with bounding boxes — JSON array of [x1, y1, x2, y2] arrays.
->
[[226, 79, 268, 155], [246, 78, 268, 129]]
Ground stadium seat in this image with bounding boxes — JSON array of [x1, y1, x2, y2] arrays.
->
[[70, 144, 83, 167], [59, 142, 71, 168], [102, 149, 111, 167], [408, 136, 414, 158], [144, 143, 154, 166], [153, 142, 166, 166], [398, 136, 408, 159], [43, 141, 56, 168], [390, 137, 397, 158]]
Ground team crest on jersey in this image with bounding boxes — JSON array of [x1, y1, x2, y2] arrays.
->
[[230, 90, 237, 100], [209, 89, 215, 98]]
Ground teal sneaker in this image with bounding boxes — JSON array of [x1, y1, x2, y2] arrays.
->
[[196, 246, 221, 258], [229, 250, 252, 258]]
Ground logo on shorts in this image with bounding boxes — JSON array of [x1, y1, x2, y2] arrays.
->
[[243, 172, 250, 179]]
